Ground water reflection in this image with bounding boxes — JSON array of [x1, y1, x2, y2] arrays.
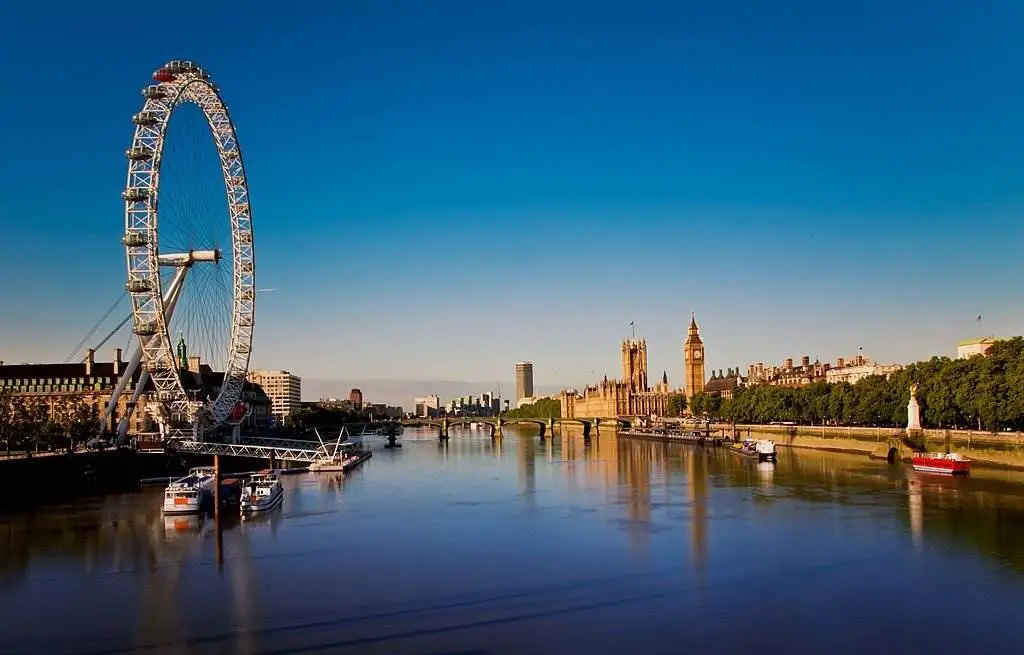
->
[[3, 431, 1024, 654]]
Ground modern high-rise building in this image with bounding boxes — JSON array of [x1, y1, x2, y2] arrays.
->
[[413, 394, 441, 417], [349, 388, 363, 410], [683, 314, 705, 400], [515, 361, 534, 402], [247, 370, 302, 423]]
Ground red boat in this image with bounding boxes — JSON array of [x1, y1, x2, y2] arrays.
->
[[911, 452, 971, 475]]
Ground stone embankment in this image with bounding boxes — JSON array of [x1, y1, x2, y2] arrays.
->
[[712, 423, 1024, 470]]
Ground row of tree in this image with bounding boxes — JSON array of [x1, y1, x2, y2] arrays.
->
[[503, 398, 561, 419], [689, 337, 1024, 431], [0, 389, 97, 454], [283, 404, 376, 432]]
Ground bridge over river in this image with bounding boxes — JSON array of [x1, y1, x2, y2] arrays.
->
[[401, 416, 633, 439]]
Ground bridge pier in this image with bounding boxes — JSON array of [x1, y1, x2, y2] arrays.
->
[[268, 451, 277, 471]]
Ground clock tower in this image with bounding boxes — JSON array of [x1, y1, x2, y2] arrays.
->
[[683, 313, 705, 400]]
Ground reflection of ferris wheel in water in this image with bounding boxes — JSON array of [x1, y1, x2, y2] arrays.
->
[[109, 60, 255, 439]]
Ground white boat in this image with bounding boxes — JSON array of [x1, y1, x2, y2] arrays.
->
[[240, 471, 283, 514], [756, 440, 777, 463], [733, 439, 777, 463], [162, 466, 216, 515]]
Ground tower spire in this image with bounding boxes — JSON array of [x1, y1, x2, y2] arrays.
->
[[176, 332, 187, 370]]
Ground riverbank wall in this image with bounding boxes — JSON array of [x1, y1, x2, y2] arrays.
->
[[712, 423, 1024, 470]]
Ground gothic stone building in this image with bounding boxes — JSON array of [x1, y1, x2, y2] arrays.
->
[[561, 339, 669, 419]]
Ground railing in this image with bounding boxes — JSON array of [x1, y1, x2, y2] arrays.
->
[[169, 440, 323, 462]]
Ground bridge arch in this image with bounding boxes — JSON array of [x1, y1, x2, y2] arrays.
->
[[503, 418, 551, 438], [445, 419, 497, 437]]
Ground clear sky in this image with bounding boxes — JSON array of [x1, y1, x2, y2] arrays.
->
[[1, 0, 1023, 394]]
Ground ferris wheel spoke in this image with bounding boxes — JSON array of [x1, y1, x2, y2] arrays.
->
[[120, 60, 255, 435]]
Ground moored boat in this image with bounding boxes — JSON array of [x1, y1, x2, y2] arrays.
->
[[162, 466, 216, 515], [240, 471, 284, 514], [732, 439, 776, 463], [310, 442, 373, 472], [756, 439, 777, 463], [310, 427, 373, 472], [912, 452, 971, 475]]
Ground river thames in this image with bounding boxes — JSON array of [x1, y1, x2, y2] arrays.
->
[[2, 427, 1024, 654]]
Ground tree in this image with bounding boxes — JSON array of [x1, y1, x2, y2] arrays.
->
[[666, 393, 687, 417], [0, 387, 14, 455], [719, 337, 1024, 432], [504, 398, 560, 419], [49, 399, 95, 451]]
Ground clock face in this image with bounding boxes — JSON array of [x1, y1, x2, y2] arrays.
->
[[694, 351, 702, 360]]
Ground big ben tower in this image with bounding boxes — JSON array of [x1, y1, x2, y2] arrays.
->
[[683, 313, 705, 400]]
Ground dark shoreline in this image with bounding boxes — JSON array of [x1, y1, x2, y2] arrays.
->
[[0, 450, 274, 513]]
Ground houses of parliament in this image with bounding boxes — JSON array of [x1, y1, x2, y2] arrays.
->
[[560, 315, 706, 419]]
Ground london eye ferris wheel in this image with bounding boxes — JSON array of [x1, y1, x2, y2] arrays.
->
[[108, 60, 255, 439]]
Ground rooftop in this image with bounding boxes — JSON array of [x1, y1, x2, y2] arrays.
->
[[957, 337, 999, 347]]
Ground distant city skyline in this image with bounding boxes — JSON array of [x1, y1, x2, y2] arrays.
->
[[1, 2, 1023, 385], [303, 378, 565, 411]]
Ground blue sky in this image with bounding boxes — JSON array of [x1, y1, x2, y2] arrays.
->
[[1, 0, 1023, 395]]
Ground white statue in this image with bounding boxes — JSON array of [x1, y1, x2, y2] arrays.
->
[[907, 383, 921, 434]]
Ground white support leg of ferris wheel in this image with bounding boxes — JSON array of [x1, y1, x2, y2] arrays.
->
[[107, 265, 190, 437]]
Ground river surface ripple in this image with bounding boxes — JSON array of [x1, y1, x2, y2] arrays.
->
[[2, 428, 1024, 654]]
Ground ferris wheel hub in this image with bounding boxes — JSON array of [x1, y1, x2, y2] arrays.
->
[[157, 249, 222, 267]]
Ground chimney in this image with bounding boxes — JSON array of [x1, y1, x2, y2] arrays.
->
[[85, 348, 95, 376], [187, 355, 201, 373], [801, 355, 810, 368], [784, 358, 793, 370], [114, 348, 123, 376], [837, 357, 845, 368]]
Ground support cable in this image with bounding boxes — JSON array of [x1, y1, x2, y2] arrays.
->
[[64, 293, 127, 363]]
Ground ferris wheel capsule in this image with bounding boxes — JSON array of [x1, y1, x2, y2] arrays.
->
[[164, 60, 189, 74], [132, 112, 158, 126], [119, 59, 256, 435], [153, 69, 176, 83], [126, 146, 154, 161]]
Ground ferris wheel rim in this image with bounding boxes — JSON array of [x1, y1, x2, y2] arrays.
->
[[122, 60, 255, 430]]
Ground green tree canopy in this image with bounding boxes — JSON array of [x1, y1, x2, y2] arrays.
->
[[717, 338, 1024, 431], [504, 398, 561, 419]]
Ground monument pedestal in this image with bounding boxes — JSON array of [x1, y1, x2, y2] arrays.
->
[[907, 386, 923, 441]]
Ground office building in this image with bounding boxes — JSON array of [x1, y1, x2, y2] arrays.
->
[[247, 369, 302, 423], [515, 361, 534, 402], [349, 388, 363, 410], [413, 394, 441, 417]]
